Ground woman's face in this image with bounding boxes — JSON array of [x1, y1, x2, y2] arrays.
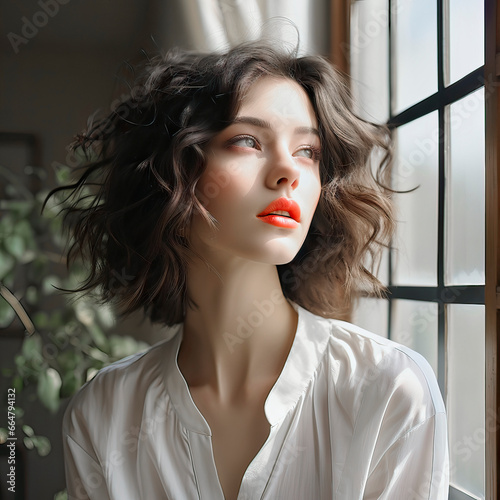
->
[[190, 76, 322, 265]]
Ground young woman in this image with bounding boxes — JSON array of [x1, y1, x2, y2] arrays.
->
[[56, 42, 449, 499]]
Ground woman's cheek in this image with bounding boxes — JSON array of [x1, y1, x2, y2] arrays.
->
[[304, 172, 322, 213], [196, 167, 252, 213]]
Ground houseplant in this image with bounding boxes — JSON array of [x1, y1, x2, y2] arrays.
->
[[0, 164, 149, 498]]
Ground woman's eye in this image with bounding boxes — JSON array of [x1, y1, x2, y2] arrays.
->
[[295, 148, 313, 159], [295, 147, 319, 160], [232, 136, 258, 149]]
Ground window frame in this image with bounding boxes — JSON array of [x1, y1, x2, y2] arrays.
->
[[483, 1, 498, 497], [330, 0, 499, 498]]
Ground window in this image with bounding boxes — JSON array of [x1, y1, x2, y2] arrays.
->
[[335, 1, 499, 498]]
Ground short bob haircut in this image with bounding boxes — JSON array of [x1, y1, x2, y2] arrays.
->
[[48, 41, 395, 326]]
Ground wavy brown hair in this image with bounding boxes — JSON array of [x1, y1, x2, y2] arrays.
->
[[46, 41, 395, 325]]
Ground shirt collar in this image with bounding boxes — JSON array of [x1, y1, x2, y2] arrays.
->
[[162, 303, 332, 433]]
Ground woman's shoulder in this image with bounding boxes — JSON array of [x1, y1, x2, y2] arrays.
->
[[63, 331, 180, 433], [301, 307, 436, 383], [80, 336, 172, 392], [328, 317, 438, 381], [301, 308, 445, 424]]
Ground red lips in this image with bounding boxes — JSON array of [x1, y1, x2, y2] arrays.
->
[[257, 197, 301, 229]]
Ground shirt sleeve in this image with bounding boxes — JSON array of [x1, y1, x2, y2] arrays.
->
[[63, 432, 111, 500], [62, 391, 112, 500], [364, 412, 449, 499]]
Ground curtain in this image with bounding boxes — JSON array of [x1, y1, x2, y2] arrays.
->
[[155, 0, 330, 55]]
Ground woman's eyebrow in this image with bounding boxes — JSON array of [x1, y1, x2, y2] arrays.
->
[[232, 116, 320, 137]]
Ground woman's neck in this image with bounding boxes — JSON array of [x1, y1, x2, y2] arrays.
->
[[178, 254, 297, 405]]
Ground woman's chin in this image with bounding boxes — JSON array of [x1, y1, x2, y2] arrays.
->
[[244, 245, 300, 266]]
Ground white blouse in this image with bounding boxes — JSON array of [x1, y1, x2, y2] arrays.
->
[[63, 304, 449, 499]]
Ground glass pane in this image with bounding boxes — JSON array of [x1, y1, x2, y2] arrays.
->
[[445, 87, 485, 285], [377, 245, 390, 286], [447, 304, 485, 498], [350, 0, 389, 123], [366, 148, 390, 287], [391, 299, 438, 374], [447, 0, 485, 84], [392, 112, 439, 286], [351, 297, 389, 338], [393, 0, 438, 113], [360, 244, 389, 291]]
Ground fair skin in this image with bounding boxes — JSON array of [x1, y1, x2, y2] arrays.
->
[[177, 76, 322, 500]]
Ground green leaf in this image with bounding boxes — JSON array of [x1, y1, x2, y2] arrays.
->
[[14, 354, 26, 369], [0, 295, 15, 328], [15, 354, 36, 379], [86, 367, 99, 382], [109, 336, 148, 360], [95, 303, 116, 329], [22, 334, 43, 362], [12, 375, 23, 392], [37, 368, 62, 413], [1, 270, 15, 289], [33, 311, 49, 329], [19, 249, 36, 264], [88, 347, 108, 363], [74, 301, 96, 326], [0, 213, 14, 235], [87, 323, 109, 352], [31, 435, 51, 456], [60, 371, 81, 398], [56, 350, 82, 372], [15, 219, 34, 240], [0, 250, 15, 279], [0, 428, 7, 444], [25, 286, 38, 305], [22, 424, 34, 437], [4, 234, 26, 258], [23, 436, 34, 450], [47, 310, 64, 330], [54, 489, 68, 500], [54, 163, 72, 184]]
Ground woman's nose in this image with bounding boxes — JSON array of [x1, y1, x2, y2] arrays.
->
[[265, 145, 300, 191]]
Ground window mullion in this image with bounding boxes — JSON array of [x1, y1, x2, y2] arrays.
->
[[484, 0, 499, 497]]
